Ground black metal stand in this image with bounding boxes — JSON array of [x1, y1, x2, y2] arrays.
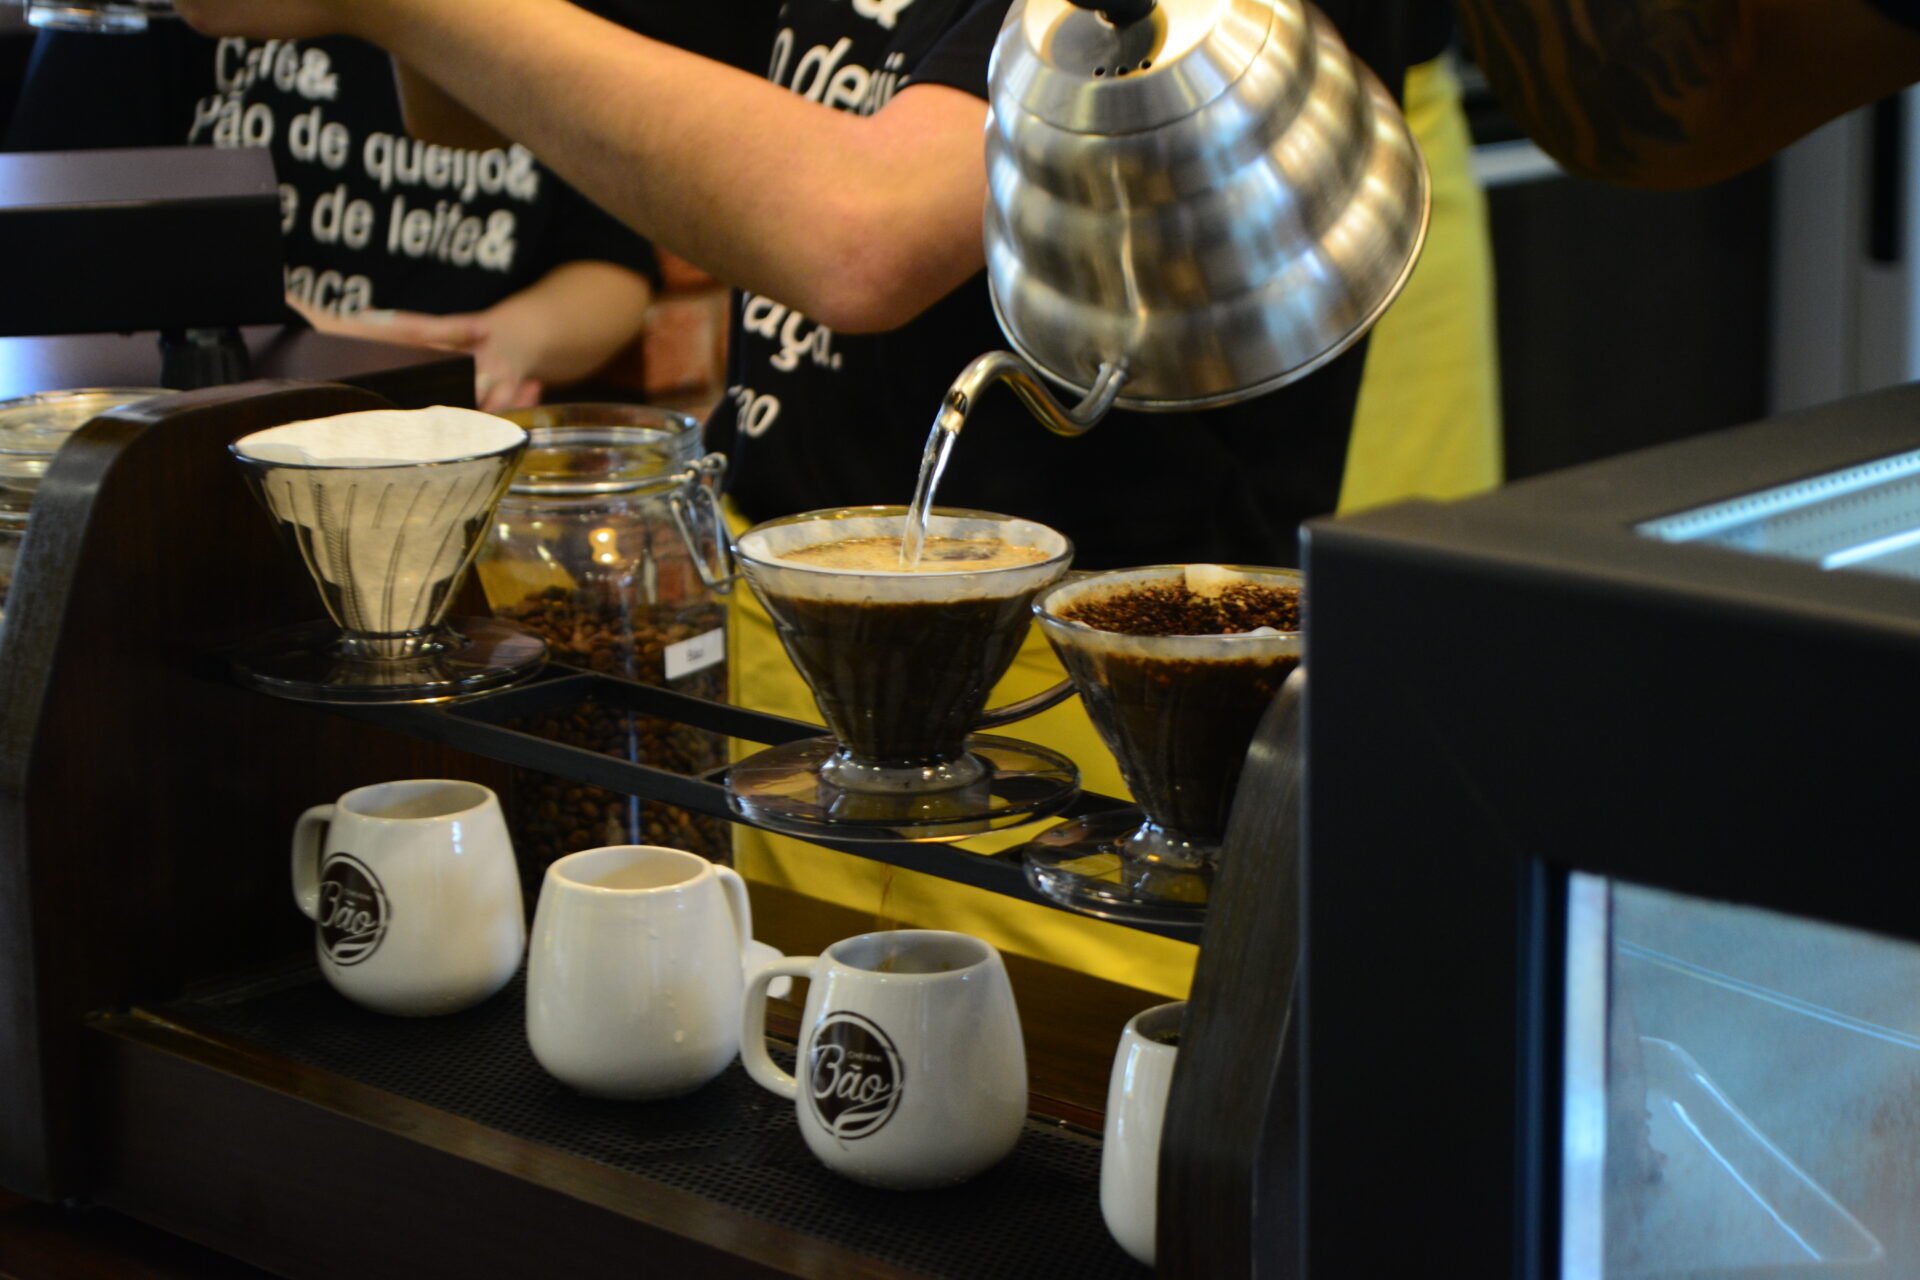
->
[[300, 661, 1201, 943]]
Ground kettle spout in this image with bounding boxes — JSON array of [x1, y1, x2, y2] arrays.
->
[[940, 350, 1129, 440]]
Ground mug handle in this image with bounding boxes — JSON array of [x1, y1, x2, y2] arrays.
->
[[741, 956, 818, 1100], [291, 804, 335, 920], [974, 572, 1094, 730], [975, 677, 1077, 730], [714, 864, 754, 970]]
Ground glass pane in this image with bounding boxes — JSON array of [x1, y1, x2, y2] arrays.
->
[[1565, 876, 1920, 1278], [1636, 448, 1920, 578]]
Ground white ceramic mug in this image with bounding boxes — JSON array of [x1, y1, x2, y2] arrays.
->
[[1100, 1000, 1185, 1267], [526, 845, 753, 1100], [292, 779, 525, 1017], [742, 930, 1026, 1190]]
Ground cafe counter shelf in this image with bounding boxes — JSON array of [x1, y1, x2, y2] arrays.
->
[[3, 383, 1287, 1279], [87, 967, 1141, 1279]]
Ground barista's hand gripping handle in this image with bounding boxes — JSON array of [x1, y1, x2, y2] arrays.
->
[[1068, 0, 1156, 25]]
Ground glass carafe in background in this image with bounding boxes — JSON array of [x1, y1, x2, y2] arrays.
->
[[0, 389, 166, 632], [476, 405, 734, 899], [19, 0, 174, 32]]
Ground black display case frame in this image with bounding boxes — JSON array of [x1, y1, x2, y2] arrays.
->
[[1299, 381, 1920, 1277]]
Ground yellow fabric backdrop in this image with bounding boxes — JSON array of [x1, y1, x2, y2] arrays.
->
[[727, 59, 1502, 998]]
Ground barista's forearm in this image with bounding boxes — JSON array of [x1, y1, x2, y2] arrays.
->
[[348, 0, 983, 333], [391, 59, 508, 151], [487, 260, 653, 385], [1454, 0, 1920, 188]]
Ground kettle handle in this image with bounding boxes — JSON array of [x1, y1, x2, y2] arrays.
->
[[1067, 0, 1156, 25]]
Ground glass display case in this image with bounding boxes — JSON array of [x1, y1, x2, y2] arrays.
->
[[1302, 380, 1920, 1278], [1567, 877, 1912, 1278]]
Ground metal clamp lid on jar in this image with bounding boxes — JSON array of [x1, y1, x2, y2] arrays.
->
[[499, 408, 736, 593], [941, 0, 1430, 439]]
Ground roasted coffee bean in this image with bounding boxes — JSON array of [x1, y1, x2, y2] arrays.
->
[[496, 588, 732, 903], [1061, 581, 1301, 637]]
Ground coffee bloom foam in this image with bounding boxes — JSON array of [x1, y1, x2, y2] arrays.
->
[[736, 511, 1071, 604]]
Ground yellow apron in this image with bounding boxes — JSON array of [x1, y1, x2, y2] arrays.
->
[[727, 58, 1501, 999], [1341, 58, 1504, 510]]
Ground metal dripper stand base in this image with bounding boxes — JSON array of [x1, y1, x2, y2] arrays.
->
[[726, 733, 1080, 845], [228, 617, 547, 704], [1023, 809, 1214, 926]]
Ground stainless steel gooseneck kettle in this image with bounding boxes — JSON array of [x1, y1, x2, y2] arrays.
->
[[939, 0, 1431, 436]]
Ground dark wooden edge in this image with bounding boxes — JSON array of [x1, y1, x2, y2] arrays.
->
[[0, 380, 393, 1198], [0, 1188, 284, 1280], [1157, 675, 1304, 1278], [86, 1010, 908, 1280]]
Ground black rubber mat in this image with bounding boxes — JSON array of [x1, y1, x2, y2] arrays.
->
[[162, 971, 1146, 1279]]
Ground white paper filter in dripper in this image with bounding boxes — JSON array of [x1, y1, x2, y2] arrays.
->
[[232, 407, 528, 637], [233, 406, 525, 468]]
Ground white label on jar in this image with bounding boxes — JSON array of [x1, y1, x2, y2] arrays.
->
[[665, 627, 726, 682]]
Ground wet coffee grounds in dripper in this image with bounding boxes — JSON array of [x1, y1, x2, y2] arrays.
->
[[1059, 581, 1300, 636], [1047, 577, 1301, 842]]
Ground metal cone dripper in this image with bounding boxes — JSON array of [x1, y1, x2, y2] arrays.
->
[[229, 406, 547, 702]]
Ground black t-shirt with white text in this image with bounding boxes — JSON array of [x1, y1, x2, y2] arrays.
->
[[707, 0, 1390, 568], [5, 5, 773, 318], [185, 35, 658, 316]]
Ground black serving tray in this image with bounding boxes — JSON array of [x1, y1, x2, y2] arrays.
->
[[89, 968, 1144, 1280]]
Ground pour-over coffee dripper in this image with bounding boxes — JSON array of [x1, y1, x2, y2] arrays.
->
[[727, 506, 1081, 843], [1023, 564, 1302, 923], [228, 406, 547, 702]]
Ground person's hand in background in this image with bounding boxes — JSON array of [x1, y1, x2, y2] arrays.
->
[[288, 297, 541, 411], [288, 259, 651, 413]]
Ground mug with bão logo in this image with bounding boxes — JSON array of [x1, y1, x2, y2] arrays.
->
[[741, 929, 1026, 1190], [292, 779, 525, 1016]]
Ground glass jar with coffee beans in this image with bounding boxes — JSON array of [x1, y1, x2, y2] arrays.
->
[[476, 405, 735, 893]]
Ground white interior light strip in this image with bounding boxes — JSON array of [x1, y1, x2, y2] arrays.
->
[[1639, 448, 1920, 543]]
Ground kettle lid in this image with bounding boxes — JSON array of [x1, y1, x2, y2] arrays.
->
[[990, 0, 1283, 136]]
